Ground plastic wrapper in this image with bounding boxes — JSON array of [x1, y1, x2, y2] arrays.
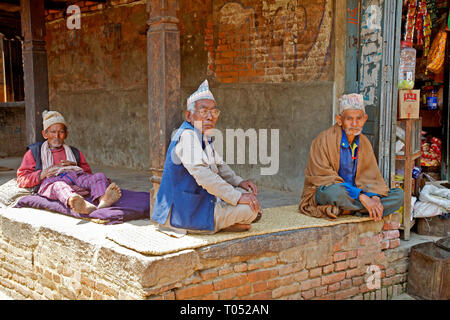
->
[[416, 1, 427, 46], [419, 184, 450, 211], [424, 13, 432, 56], [427, 30, 447, 74], [404, 0, 418, 42], [413, 200, 444, 218]]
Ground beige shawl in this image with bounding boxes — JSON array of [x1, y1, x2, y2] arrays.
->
[[299, 124, 389, 218]]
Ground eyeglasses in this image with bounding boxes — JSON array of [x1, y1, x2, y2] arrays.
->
[[197, 108, 221, 118]]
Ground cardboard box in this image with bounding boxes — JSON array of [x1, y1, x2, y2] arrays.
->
[[398, 89, 420, 119]]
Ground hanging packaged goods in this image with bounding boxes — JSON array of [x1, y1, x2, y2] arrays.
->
[[426, 0, 438, 27], [427, 29, 447, 74], [424, 12, 432, 56], [416, 1, 427, 46], [405, 0, 418, 43]]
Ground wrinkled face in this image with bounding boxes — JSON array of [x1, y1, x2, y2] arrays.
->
[[42, 123, 67, 148], [335, 109, 368, 137], [186, 99, 220, 135]]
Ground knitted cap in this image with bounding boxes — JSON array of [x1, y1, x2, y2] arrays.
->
[[43, 110, 67, 131], [187, 80, 215, 110], [339, 93, 365, 114]]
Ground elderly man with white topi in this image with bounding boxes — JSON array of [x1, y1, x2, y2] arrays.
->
[[17, 110, 122, 214], [152, 80, 262, 234], [299, 93, 404, 220]]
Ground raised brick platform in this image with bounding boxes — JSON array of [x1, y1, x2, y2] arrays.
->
[[0, 205, 415, 300]]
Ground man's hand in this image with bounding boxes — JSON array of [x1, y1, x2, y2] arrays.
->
[[39, 165, 61, 180], [238, 180, 258, 195], [59, 160, 77, 166], [359, 194, 384, 221], [238, 192, 261, 213]]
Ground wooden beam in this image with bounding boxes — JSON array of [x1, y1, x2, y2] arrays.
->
[[20, 0, 49, 144], [147, 0, 181, 214]]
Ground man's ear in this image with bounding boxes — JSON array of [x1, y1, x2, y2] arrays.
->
[[185, 110, 192, 122], [335, 114, 342, 126], [42, 129, 48, 140]]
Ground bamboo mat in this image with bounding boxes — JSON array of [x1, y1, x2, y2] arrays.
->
[[105, 205, 372, 256]]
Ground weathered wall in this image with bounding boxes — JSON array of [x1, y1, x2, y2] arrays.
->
[[0, 107, 26, 157], [42, 0, 339, 191], [45, 0, 149, 170], [0, 209, 410, 300], [180, 0, 336, 192]]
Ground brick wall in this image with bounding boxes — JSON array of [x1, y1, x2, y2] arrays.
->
[[181, 0, 333, 84], [0, 210, 409, 300], [146, 214, 408, 300]]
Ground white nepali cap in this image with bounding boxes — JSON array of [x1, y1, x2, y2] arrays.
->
[[339, 93, 365, 114], [187, 80, 215, 110]]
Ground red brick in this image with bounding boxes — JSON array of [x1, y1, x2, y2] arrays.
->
[[213, 274, 247, 291], [301, 289, 315, 300], [333, 252, 347, 262], [346, 267, 365, 279], [340, 279, 352, 290], [352, 276, 365, 287], [322, 272, 346, 285], [333, 243, 341, 252], [323, 264, 334, 274], [243, 291, 272, 300], [346, 250, 358, 259], [175, 283, 214, 300], [360, 234, 383, 246], [348, 258, 359, 269], [385, 267, 396, 277], [309, 267, 322, 278], [381, 240, 390, 250], [219, 288, 237, 300], [335, 260, 348, 272], [315, 286, 328, 297], [252, 281, 268, 293], [236, 284, 252, 297], [328, 282, 340, 292], [389, 239, 400, 249], [247, 269, 278, 282], [272, 283, 300, 299], [279, 262, 304, 276], [233, 263, 248, 273], [200, 269, 218, 281], [383, 222, 400, 230], [294, 270, 309, 282], [300, 278, 321, 291], [383, 230, 400, 240], [335, 287, 359, 300]]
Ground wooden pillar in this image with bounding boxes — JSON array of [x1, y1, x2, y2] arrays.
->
[[20, 0, 49, 144], [147, 0, 181, 214]]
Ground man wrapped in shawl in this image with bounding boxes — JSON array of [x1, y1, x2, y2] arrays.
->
[[299, 94, 403, 220]]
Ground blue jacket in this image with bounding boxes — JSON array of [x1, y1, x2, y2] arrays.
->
[[151, 121, 216, 231]]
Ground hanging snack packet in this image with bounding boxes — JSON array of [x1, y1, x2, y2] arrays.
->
[[404, 0, 418, 43], [427, 29, 447, 74]]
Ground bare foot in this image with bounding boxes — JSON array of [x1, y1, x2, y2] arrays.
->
[[222, 223, 251, 232], [68, 194, 97, 215], [98, 183, 122, 209]]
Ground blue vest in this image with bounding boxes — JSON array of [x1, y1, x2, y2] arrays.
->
[[151, 121, 216, 231]]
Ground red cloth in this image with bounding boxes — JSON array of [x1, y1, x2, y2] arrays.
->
[[17, 147, 92, 188]]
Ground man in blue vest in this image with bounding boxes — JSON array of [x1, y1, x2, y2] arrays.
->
[[152, 80, 261, 234]]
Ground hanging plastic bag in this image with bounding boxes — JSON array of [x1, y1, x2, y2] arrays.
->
[[427, 29, 447, 74]]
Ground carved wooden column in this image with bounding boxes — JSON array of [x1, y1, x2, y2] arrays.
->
[[147, 0, 181, 214], [20, 0, 49, 144]]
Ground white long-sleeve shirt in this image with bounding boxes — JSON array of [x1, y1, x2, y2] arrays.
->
[[174, 129, 243, 205]]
